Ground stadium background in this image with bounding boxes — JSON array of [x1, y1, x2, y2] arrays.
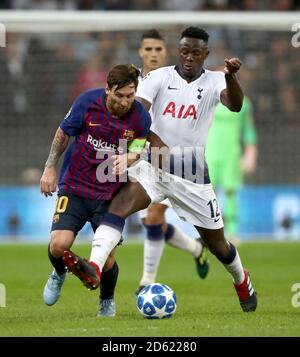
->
[[0, 1, 299, 242], [0, 1, 300, 339]]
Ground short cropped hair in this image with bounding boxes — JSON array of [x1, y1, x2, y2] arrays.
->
[[180, 27, 209, 43], [107, 64, 140, 91], [141, 29, 164, 42]]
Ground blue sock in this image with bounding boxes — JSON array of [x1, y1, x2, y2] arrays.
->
[[144, 224, 164, 241], [164, 224, 175, 241], [102, 212, 125, 232], [216, 242, 236, 265]]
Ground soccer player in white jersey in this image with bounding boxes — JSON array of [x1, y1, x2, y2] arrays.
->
[[64, 27, 257, 313], [136, 29, 209, 295]]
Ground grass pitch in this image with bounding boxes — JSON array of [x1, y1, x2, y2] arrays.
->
[[0, 241, 299, 336]]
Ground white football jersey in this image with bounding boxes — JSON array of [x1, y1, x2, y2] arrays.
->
[[138, 68, 154, 119], [136, 65, 226, 184]]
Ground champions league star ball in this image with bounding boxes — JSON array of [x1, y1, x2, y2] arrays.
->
[[137, 283, 177, 319]]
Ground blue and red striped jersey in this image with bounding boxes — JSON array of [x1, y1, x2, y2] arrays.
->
[[58, 88, 151, 200]]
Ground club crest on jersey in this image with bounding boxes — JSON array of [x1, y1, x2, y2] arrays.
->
[[122, 129, 135, 141], [162, 102, 197, 120], [53, 214, 60, 223], [197, 88, 203, 99]]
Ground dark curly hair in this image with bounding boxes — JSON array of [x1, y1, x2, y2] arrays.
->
[[180, 27, 209, 43]]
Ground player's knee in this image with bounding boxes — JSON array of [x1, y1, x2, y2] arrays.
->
[[50, 232, 71, 257], [50, 240, 65, 257], [145, 204, 166, 225]]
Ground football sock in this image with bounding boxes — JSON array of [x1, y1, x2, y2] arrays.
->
[[164, 224, 202, 258], [217, 242, 244, 285], [140, 224, 165, 286], [225, 192, 238, 236], [48, 244, 66, 276], [100, 261, 119, 300], [90, 213, 125, 272]]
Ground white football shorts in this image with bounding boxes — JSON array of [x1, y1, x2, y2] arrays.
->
[[128, 160, 224, 229]]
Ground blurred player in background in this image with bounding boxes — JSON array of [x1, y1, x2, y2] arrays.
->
[[136, 29, 209, 295], [138, 29, 167, 78], [64, 27, 258, 313], [40, 64, 151, 317], [206, 96, 257, 244]]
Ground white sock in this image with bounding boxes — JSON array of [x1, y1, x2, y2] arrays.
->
[[166, 225, 202, 258], [222, 246, 245, 285], [90, 224, 121, 272], [140, 238, 165, 286]]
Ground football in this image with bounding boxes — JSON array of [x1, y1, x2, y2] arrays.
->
[[137, 283, 177, 319]]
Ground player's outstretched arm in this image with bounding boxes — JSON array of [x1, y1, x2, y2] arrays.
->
[[220, 57, 244, 112], [40, 127, 70, 197]]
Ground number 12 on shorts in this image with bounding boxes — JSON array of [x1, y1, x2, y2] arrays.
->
[[207, 199, 221, 223]]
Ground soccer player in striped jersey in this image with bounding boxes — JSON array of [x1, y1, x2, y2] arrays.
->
[[41, 64, 151, 317], [136, 29, 209, 295], [65, 27, 257, 313]]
